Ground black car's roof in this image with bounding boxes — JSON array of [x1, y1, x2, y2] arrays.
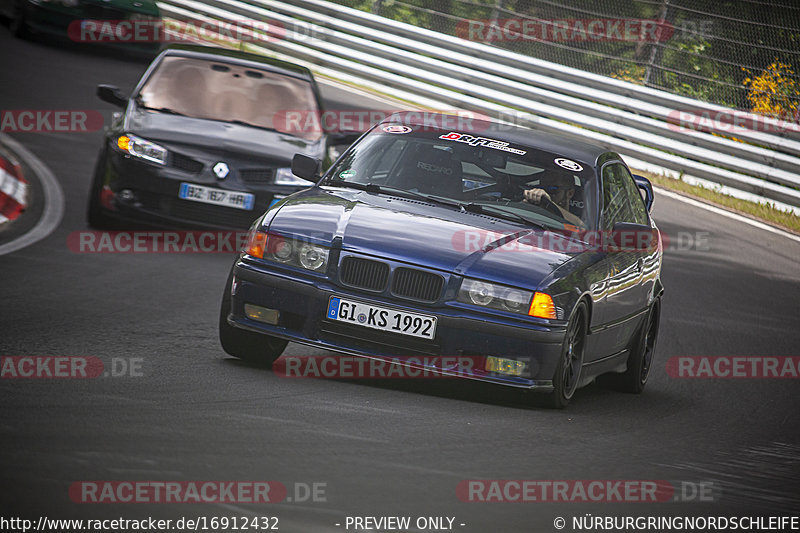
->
[[381, 112, 616, 167], [158, 44, 314, 81]]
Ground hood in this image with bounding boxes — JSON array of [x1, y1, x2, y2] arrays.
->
[[125, 107, 322, 162], [267, 188, 581, 290]]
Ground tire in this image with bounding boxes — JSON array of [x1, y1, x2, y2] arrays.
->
[[219, 269, 287, 368], [542, 301, 588, 409], [603, 299, 661, 394], [10, 0, 31, 39], [86, 150, 116, 229]]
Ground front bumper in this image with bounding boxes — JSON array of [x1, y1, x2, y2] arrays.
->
[[229, 259, 567, 391], [98, 150, 295, 230]]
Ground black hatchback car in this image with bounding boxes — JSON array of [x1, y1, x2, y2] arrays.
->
[[88, 44, 353, 229]]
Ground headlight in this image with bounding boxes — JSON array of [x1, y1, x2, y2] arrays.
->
[[458, 279, 533, 315], [244, 229, 329, 273], [117, 134, 167, 165], [457, 279, 556, 319], [274, 167, 310, 186]]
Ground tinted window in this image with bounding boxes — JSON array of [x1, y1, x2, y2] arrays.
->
[[601, 163, 649, 229]]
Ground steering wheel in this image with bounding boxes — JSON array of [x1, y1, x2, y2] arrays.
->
[[465, 176, 517, 201], [537, 194, 565, 219]]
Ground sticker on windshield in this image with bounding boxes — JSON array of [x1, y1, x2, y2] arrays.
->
[[382, 125, 412, 134], [554, 158, 583, 172], [438, 132, 527, 155], [339, 169, 357, 179]]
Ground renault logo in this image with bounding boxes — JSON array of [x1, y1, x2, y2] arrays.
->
[[213, 162, 230, 180]]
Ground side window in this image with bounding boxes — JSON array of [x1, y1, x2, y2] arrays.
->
[[601, 163, 648, 229]]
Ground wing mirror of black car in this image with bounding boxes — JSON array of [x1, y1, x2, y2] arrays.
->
[[326, 131, 362, 146], [97, 85, 127, 108], [611, 222, 659, 252], [291, 153, 322, 182], [633, 174, 654, 212]]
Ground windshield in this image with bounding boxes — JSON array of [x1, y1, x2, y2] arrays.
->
[[136, 56, 321, 141], [326, 124, 598, 230]]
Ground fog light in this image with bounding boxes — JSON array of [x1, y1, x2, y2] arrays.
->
[[244, 304, 279, 325], [485, 356, 526, 377]]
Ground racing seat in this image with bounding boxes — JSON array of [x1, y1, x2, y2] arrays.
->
[[566, 175, 586, 224], [392, 144, 463, 198], [168, 67, 208, 117]]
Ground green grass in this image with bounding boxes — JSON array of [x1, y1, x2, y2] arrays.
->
[[635, 169, 800, 235]]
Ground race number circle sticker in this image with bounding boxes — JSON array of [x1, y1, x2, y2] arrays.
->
[[382, 125, 412, 134], [339, 169, 357, 179], [554, 158, 583, 172]]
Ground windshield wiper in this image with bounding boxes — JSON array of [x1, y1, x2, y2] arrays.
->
[[332, 182, 444, 203], [230, 120, 279, 133], [139, 104, 186, 116], [462, 203, 551, 230]]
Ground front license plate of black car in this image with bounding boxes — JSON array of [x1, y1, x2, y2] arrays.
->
[[327, 296, 437, 340], [178, 183, 255, 210]]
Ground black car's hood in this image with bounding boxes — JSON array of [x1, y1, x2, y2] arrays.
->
[[125, 107, 322, 161], [267, 188, 580, 290]]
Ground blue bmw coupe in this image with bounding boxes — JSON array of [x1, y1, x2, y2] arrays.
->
[[219, 113, 663, 408]]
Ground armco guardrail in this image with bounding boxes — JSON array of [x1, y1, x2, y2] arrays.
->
[[157, 0, 800, 207]]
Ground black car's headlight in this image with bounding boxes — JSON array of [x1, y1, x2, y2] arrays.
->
[[274, 167, 309, 186], [244, 229, 329, 273], [116, 134, 167, 165], [457, 279, 556, 319]]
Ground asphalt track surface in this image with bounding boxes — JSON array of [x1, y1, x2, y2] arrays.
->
[[1, 27, 799, 532]]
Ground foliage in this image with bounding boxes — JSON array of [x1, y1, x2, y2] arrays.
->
[[743, 60, 800, 121]]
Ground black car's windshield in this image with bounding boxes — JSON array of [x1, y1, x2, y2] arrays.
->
[[326, 123, 598, 230], [136, 56, 321, 141]]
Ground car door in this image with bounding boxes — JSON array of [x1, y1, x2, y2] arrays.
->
[[596, 161, 650, 355]]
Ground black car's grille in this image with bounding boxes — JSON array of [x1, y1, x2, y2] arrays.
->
[[340, 257, 389, 292], [170, 153, 204, 174], [240, 168, 274, 184], [167, 199, 260, 228], [391, 267, 444, 302]]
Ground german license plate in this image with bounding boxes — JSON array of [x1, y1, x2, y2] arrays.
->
[[178, 183, 254, 211], [327, 296, 437, 340]]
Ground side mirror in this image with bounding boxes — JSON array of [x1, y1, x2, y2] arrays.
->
[[633, 174, 654, 212], [97, 85, 127, 108], [326, 131, 362, 146], [291, 153, 321, 182]]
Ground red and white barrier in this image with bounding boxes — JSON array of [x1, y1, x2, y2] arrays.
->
[[0, 154, 27, 225]]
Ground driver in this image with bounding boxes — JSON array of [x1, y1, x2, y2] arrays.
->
[[523, 173, 583, 227]]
